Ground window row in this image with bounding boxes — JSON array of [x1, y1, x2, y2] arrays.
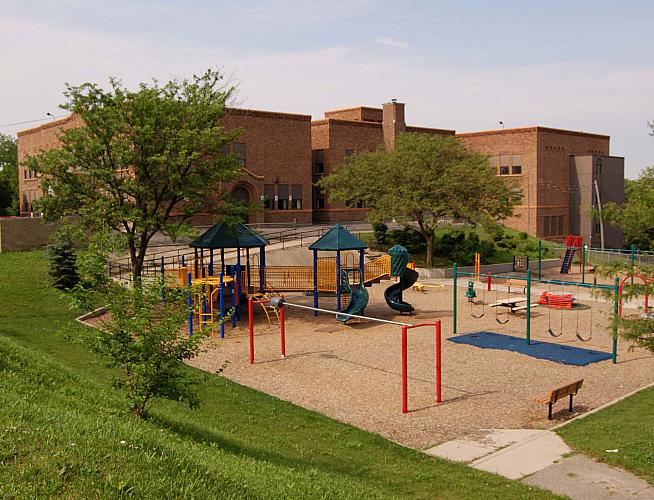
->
[[543, 215, 564, 237], [221, 142, 246, 167], [263, 184, 303, 210], [490, 154, 522, 175], [23, 168, 39, 180]]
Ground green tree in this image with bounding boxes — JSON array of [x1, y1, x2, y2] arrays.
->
[[602, 166, 654, 250], [0, 133, 18, 215], [92, 279, 210, 417], [46, 236, 80, 290], [26, 70, 246, 281], [319, 133, 516, 267]]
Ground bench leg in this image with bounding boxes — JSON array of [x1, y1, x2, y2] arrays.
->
[[548, 402, 553, 420], [569, 394, 574, 413]]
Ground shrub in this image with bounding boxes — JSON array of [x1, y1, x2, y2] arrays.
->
[[518, 231, 529, 240], [372, 222, 388, 248], [46, 239, 79, 290], [389, 226, 426, 254], [489, 226, 505, 242], [90, 280, 211, 417], [433, 230, 495, 266]]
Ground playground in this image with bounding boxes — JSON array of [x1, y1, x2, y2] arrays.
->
[[178, 227, 654, 449]]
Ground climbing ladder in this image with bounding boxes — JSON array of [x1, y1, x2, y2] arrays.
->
[[560, 247, 575, 274]]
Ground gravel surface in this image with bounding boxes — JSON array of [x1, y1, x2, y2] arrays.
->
[[187, 281, 654, 449]]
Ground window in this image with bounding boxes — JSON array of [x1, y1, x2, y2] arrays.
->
[[312, 149, 324, 174], [511, 155, 522, 175], [594, 159, 602, 175], [488, 156, 498, 168], [345, 148, 354, 159], [544, 215, 564, 236], [277, 184, 289, 210], [264, 184, 275, 209], [312, 186, 325, 209], [356, 199, 366, 208], [291, 184, 302, 210], [233, 143, 246, 167], [594, 221, 601, 234], [510, 188, 522, 204], [543, 216, 550, 237], [499, 155, 510, 175]]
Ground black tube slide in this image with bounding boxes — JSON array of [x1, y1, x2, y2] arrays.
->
[[384, 268, 419, 314]]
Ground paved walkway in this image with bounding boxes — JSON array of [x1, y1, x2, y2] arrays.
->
[[426, 429, 653, 498]]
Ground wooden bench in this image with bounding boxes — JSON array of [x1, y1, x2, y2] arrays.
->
[[535, 379, 584, 420]]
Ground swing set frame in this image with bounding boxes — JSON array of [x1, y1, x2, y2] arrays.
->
[[452, 263, 620, 364]]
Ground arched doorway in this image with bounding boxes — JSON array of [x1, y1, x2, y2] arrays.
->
[[231, 185, 251, 223]]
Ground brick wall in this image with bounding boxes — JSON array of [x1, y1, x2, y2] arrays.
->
[[222, 108, 313, 223], [458, 128, 539, 235], [17, 115, 81, 214]]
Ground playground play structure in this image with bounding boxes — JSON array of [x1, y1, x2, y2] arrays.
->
[[161, 223, 420, 334], [246, 295, 442, 414], [454, 263, 621, 364]]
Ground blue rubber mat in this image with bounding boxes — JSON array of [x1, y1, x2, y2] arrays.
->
[[448, 331, 611, 366]]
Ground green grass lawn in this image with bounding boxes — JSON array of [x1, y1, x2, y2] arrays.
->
[[557, 386, 654, 484], [0, 251, 557, 498]]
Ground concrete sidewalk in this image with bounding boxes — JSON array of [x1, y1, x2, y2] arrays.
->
[[426, 429, 652, 499]]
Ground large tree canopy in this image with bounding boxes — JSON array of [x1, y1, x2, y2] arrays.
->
[[602, 166, 654, 251], [319, 133, 517, 267], [0, 133, 18, 216], [27, 70, 245, 280]]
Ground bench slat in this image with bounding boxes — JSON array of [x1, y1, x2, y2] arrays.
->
[[535, 379, 583, 405]]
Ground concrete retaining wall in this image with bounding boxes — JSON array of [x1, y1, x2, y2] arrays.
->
[[0, 217, 59, 252], [417, 259, 561, 279]]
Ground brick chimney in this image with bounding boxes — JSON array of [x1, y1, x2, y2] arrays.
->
[[382, 99, 406, 150]]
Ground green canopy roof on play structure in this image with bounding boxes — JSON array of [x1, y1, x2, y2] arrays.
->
[[308, 224, 367, 251], [190, 222, 269, 249]]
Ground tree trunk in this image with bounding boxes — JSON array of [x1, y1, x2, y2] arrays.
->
[[426, 233, 434, 269]]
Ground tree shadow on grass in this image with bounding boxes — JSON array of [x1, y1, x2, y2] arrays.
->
[[146, 411, 422, 482]]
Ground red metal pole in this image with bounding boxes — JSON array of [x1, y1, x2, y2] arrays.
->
[[645, 293, 649, 314], [487, 272, 491, 291], [436, 321, 442, 404], [248, 297, 254, 364], [402, 325, 408, 414], [280, 294, 286, 357]]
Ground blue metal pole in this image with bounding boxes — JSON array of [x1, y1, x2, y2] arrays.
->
[[209, 249, 214, 276], [194, 249, 198, 278], [259, 246, 265, 293], [359, 249, 365, 286], [160, 256, 165, 302], [201, 283, 206, 331], [453, 263, 457, 335], [187, 271, 193, 336], [220, 272, 225, 339], [235, 262, 242, 321], [231, 267, 236, 328], [313, 249, 318, 317], [181, 254, 185, 268], [526, 269, 531, 345], [336, 250, 341, 312]]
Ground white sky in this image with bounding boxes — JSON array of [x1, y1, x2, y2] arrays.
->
[[2, 0, 653, 178]]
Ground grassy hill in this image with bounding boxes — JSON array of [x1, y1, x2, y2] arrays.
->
[[0, 251, 556, 498]]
